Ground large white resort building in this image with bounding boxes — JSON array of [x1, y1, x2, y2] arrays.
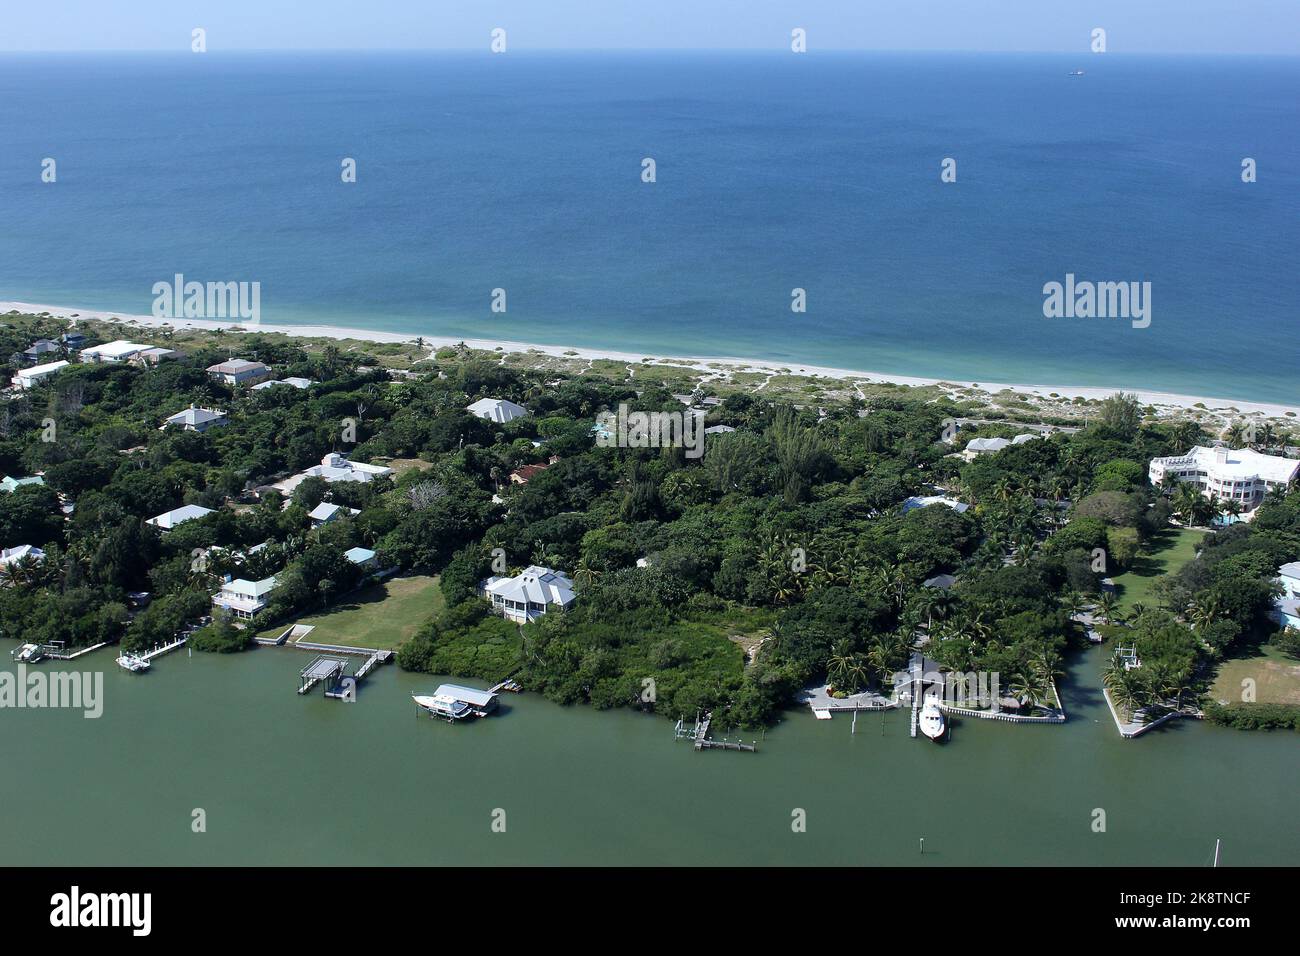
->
[[1148, 446, 1299, 506], [479, 565, 576, 623]]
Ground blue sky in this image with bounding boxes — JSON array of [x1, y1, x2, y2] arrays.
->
[[3, 1, 1297, 53]]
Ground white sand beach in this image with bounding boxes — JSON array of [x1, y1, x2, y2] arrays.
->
[[4, 299, 1297, 421]]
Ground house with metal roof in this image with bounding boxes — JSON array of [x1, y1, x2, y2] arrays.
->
[[11, 359, 69, 389], [308, 501, 360, 528], [466, 397, 528, 424], [479, 565, 576, 623], [146, 504, 216, 530], [212, 575, 278, 620], [0, 475, 45, 494], [206, 359, 273, 387], [161, 405, 228, 433], [80, 340, 147, 363]]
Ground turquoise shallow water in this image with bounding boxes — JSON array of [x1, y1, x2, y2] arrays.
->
[[1, 51, 1297, 402]]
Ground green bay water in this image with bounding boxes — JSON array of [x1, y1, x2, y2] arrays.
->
[[2, 644, 1295, 866]]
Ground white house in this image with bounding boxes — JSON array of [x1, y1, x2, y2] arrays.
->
[[131, 346, 182, 366], [161, 405, 228, 433], [275, 453, 394, 494], [212, 575, 277, 620], [0, 544, 46, 568], [308, 501, 360, 528], [12, 359, 69, 389], [1149, 446, 1300, 505], [962, 437, 1010, 460], [1273, 562, 1300, 630], [80, 340, 147, 363], [207, 359, 273, 387], [147, 504, 216, 530], [479, 565, 576, 623], [467, 398, 528, 424]]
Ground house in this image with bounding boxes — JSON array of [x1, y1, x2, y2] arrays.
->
[[79, 340, 147, 363], [131, 346, 182, 366], [206, 359, 274, 387], [146, 504, 216, 530], [466, 398, 528, 424], [11, 359, 69, 389], [274, 453, 394, 494], [0, 475, 45, 493], [1149, 446, 1300, 505], [922, 573, 958, 590], [251, 377, 314, 391], [704, 424, 736, 435], [212, 575, 277, 621], [60, 332, 87, 351], [1277, 562, 1300, 600], [510, 463, 551, 485], [21, 339, 61, 364], [962, 437, 1010, 460], [479, 565, 576, 623], [901, 495, 970, 514], [161, 405, 228, 433], [308, 501, 360, 528], [0, 545, 45, 568], [344, 546, 378, 571]]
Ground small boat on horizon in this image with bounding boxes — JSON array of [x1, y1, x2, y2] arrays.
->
[[1068, 70, 1085, 76], [919, 699, 947, 742]]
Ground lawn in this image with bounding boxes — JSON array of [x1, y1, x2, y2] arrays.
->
[[1110, 527, 1204, 611], [1210, 644, 1300, 706], [259, 574, 443, 650]]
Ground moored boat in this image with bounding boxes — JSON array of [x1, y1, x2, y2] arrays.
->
[[919, 699, 947, 741], [116, 653, 151, 673], [412, 694, 473, 721]]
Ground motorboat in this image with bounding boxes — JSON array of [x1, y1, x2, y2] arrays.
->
[[919, 699, 947, 741], [412, 694, 473, 721]]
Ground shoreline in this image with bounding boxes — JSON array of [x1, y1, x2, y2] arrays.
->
[[5, 299, 1298, 420]]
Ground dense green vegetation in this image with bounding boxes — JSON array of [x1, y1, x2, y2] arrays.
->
[[3, 313, 1298, 731]]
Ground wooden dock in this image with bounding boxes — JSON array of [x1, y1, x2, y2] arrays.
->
[[675, 713, 757, 753], [139, 636, 186, 662]]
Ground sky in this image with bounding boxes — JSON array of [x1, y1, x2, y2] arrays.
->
[[2, 1, 1298, 54]]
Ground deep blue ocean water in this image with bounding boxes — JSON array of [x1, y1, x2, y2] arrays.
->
[[0, 52, 1296, 402]]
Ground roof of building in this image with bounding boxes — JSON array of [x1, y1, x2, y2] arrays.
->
[[308, 502, 358, 522], [483, 565, 576, 607], [147, 504, 216, 529], [511, 463, 550, 482], [1154, 446, 1300, 484], [466, 397, 528, 422], [207, 359, 269, 374], [434, 683, 497, 708], [81, 340, 146, 358], [0, 544, 45, 565], [164, 406, 226, 427], [18, 359, 70, 377], [252, 376, 314, 390], [221, 575, 278, 598], [902, 495, 969, 514], [966, 437, 1011, 452], [1279, 562, 1300, 581], [923, 573, 958, 590], [1, 475, 45, 491], [344, 546, 377, 565]]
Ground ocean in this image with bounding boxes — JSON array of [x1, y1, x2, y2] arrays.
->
[[0, 51, 1296, 402]]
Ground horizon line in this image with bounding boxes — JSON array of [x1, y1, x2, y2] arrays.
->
[[2, 47, 1297, 57]]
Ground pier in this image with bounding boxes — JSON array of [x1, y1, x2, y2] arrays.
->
[[139, 636, 186, 662], [674, 712, 757, 753], [35, 640, 109, 661], [298, 650, 391, 699]]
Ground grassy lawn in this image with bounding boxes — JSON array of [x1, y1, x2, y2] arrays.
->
[[1210, 644, 1300, 705], [1110, 527, 1204, 611], [258, 574, 442, 650]]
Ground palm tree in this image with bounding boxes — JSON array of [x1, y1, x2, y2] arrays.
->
[[826, 642, 854, 689], [1188, 594, 1222, 632], [1009, 666, 1048, 708], [1096, 591, 1120, 625], [573, 558, 601, 590], [1061, 591, 1086, 620]]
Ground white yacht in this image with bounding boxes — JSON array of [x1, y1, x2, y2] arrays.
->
[[412, 694, 473, 721], [919, 699, 947, 741], [116, 653, 151, 673], [14, 643, 43, 663]]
